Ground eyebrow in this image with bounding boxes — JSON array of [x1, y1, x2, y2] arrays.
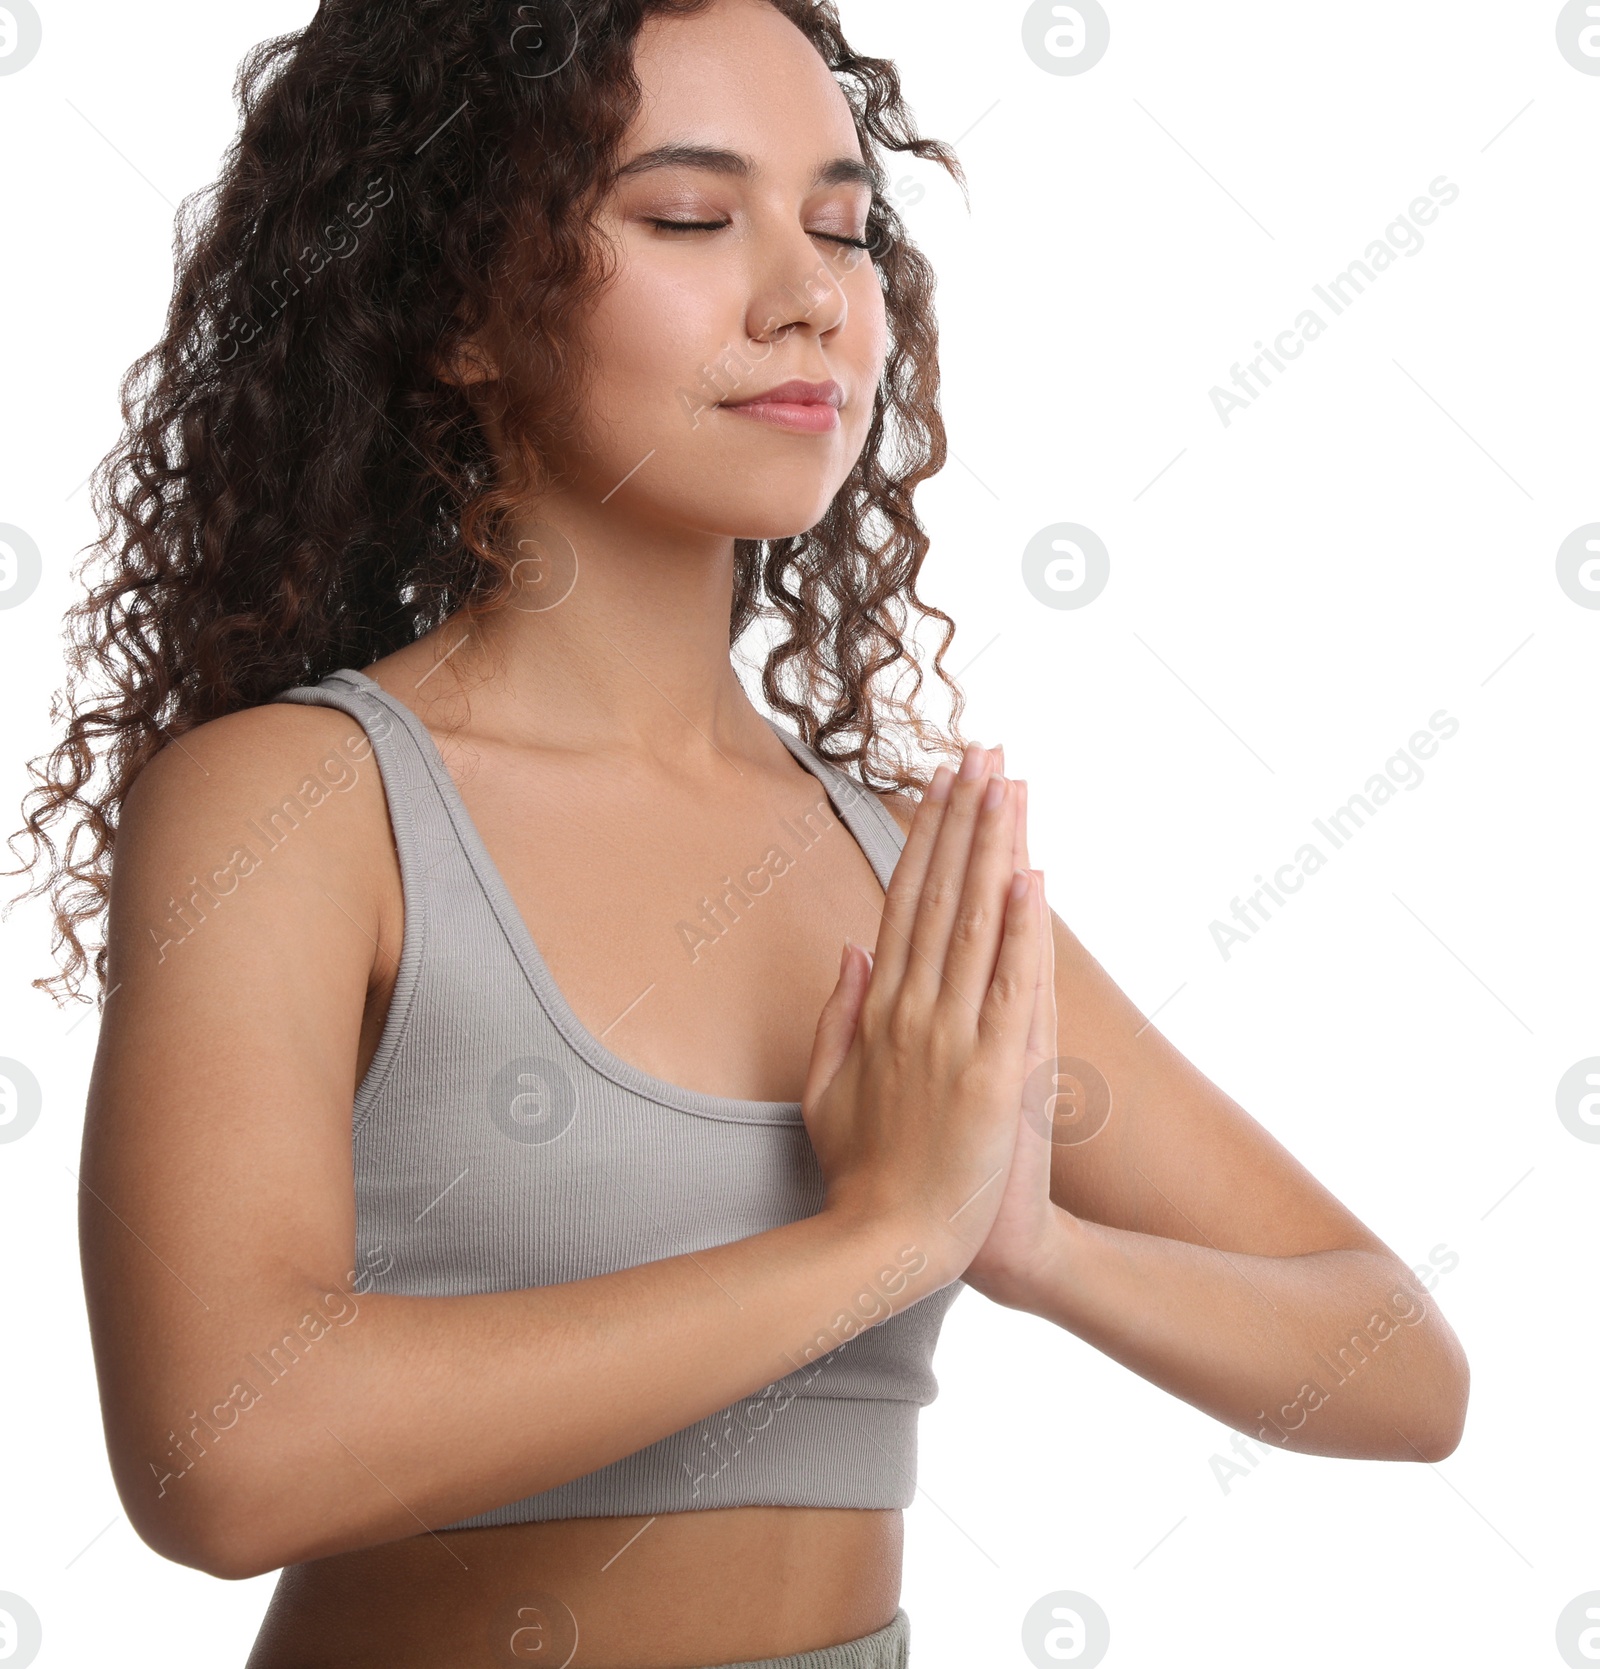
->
[[613, 143, 875, 192]]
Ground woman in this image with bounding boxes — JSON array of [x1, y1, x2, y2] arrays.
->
[[10, 1, 1470, 1665]]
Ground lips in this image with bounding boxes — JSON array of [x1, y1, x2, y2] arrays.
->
[[720, 378, 844, 409], [716, 377, 845, 434]]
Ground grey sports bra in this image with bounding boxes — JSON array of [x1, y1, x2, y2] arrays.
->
[[271, 667, 964, 1527]]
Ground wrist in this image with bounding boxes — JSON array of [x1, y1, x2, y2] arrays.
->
[[820, 1202, 960, 1303], [976, 1204, 1084, 1315]]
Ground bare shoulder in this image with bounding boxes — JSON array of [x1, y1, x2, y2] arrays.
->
[[110, 697, 396, 986], [121, 698, 387, 855], [123, 698, 377, 821]]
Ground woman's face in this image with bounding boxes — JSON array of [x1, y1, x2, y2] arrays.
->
[[565, 0, 889, 541]]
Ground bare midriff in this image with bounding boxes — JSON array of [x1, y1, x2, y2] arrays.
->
[[245, 1505, 903, 1668]]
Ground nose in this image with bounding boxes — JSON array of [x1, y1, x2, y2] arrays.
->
[[742, 219, 851, 346]]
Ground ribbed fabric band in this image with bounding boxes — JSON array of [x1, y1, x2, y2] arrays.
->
[[687, 1607, 910, 1669], [451, 1396, 921, 1527]]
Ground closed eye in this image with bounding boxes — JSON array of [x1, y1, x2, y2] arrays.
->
[[645, 217, 871, 251], [645, 217, 728, 234]]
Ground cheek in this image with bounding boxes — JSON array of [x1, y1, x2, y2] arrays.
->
[[852, 268, 888, 376], [836, 270, 886, 438], [583, 263, 737, 433]]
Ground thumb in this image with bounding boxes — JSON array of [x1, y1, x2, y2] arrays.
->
[[802, 939, 871, 1107]]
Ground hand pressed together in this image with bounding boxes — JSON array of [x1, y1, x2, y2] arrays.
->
[[800, 740, 1070, 1298]]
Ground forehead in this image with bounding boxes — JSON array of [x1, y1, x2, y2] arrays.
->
[[622, 0, 865, 168]]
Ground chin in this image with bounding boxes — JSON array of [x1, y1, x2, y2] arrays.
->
[[713, 497, 845, 541], [646, 476, 847, 542]]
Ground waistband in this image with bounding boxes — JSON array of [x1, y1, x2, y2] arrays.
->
[[683, 1607, 910, 1669]]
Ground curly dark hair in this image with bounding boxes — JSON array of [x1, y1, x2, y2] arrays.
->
[[4, 0, 973, 1006]]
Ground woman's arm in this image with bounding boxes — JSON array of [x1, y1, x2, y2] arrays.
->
[[872, 791, 1470, 1461], [1027, 909, 1468, 1461], [79, 707, 948, 1582], [1003, 1210, 1465, 1461]]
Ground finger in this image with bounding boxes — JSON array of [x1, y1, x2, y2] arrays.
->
[[1012, 873, 1059, 1198], [1015, 779, 1047, 1020], [880, 742, 996, 1005], [802, 939, 872, 1108], [1025, 867, 1057, 1062], [1014, 775, 1028, 876], [975, 868, 1042, 1060], [922, 767, 1024, 1019], [866, 757, 956, 995], [894, 744, 1001, 1008], [1013, 781, 1053, 1027]]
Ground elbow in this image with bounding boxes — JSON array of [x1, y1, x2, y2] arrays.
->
[[1416, 1387, 1469, 1464], [116, 1459, 293, 1582], [1409, 1325, 1471, 1464], [181, 1532, 283, 1585], [127, 1503, 281, 1583], [1411, 1409, 1465, 1465], [116, 1433, 392, 1578]]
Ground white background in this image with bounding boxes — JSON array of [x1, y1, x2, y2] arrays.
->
[[1, 2, 1594, 1664]]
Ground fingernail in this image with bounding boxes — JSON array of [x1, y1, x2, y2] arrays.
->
[[958, 743, 985, 781], [928, 764, 953, 803], [983, 771, 1006, 810], [840, 939, 851, 974]]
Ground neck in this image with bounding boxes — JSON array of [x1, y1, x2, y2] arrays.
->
[[407, 492, 772, 769]]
